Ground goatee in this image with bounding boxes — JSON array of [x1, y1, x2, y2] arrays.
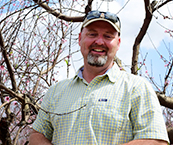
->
[[87, 52, 107, 67]]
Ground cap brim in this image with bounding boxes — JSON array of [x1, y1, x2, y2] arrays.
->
[[82, 18, 120, 33]]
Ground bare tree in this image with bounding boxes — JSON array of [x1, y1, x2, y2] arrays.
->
[[0, 0, 172, 144], [130, 0, 173, 141]]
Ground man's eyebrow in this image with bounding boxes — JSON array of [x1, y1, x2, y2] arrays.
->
[[103, 31, 116, 36], [86, 28, 116, 35], [87, 29, 97, 32], [107, 30, 119, 35]]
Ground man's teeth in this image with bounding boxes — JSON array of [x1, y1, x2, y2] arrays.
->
[[93, 49, 104, 52]]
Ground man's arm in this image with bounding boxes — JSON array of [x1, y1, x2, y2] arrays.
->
[[29, 129, 52, 145], [122, 139, 168, 145]]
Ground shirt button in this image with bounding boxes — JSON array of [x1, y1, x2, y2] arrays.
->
[[88, 87, 91, 90]]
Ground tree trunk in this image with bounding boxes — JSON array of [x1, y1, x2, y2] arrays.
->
[[167, 127, 173, 144]]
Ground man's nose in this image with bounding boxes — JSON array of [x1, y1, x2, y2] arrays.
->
[[95, 36, 104, 45]]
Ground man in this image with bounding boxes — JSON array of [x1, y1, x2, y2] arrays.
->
[[29, 11, 169, 145]]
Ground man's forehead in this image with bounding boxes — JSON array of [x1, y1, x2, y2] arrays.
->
[[85, 21, 117, 32], [86, 28, 116, 34]]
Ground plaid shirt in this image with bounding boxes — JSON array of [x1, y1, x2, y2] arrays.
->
[[33, 63, 169, 145]]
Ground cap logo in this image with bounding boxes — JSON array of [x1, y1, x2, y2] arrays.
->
[[100, 13, 105, 18]]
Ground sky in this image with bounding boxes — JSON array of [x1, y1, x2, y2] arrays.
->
[[57, 0, 173, 87]]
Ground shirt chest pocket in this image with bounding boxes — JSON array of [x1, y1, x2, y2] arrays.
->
[[91, 100, 126, 133]]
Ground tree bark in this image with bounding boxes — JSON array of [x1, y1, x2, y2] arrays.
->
[[131, 0, 173, 74], [32, 0, 93, 22], [131, 0, 152, 75], [0, 29, 17, 91], [167, 127, 173, 144], [156, 92, 173, 110]]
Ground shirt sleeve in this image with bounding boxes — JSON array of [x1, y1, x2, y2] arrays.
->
[[130, 77, 169, 143], [32, 86, 54, 141]]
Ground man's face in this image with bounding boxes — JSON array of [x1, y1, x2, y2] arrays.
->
[[79, 21, 121, 68]]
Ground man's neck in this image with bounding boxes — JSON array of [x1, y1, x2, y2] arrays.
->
[[82, 62, 113, 83]]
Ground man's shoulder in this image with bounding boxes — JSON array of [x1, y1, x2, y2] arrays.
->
[[44, 78, 75, 101], [118, 70, 149, 87], [110, 63, 145, 82], [121, 71, 143, 79], [50, 78, 74, 90]]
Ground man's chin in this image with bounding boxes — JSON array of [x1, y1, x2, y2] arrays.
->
[[87, 53, 107, 67], [87, 58, 107, 67], [88, 62, 105, 67]]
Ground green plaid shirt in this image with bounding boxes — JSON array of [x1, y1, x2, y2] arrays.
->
[[33, 64, 169, 145]]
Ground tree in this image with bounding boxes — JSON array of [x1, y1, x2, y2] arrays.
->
[[130, 0, 173, 142], [0, 0, 172, 144]]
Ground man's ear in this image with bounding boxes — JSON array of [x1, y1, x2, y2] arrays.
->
[[116, 37, 121, 51], [118, 37, 121, 48], [78, 32, 81, 46]]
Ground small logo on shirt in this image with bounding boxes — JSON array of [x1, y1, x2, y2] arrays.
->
[[98, 99, 107, 102]]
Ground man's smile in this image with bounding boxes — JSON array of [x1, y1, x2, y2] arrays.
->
[[92, 49, 105, 52], [90, 48, 107, 55]]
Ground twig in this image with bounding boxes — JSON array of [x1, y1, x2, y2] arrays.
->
[[13, 125, 24, 145], [0, 98, 17, 110], [38, 104, 87, 116], [0, 83, 24, 101]]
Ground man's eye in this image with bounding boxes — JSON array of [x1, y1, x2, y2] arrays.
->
[[88, 33, 97, 37], [104, 35, 113, 39]]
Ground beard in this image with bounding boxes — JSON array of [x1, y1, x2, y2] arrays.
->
[[87, 52, 107, 67]]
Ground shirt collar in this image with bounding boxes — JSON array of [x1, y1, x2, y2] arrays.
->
[[73, 63, 121, 83], [106, 63, 121, 83]]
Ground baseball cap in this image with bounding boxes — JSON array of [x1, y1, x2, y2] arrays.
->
[[81, 10, 121, 34]]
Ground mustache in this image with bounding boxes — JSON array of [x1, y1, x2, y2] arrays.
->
[[89, 44, 108, 50]]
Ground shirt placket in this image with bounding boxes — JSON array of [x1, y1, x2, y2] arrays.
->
[[75, 77, 102, 145]]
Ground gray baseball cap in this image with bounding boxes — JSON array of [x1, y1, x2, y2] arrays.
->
[[82, 10, 121, 34]]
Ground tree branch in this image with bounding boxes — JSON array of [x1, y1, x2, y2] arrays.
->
[[0, 28, 17, 91], [167, 127, 173, 144], [131, 0, 152, 75], [131, 0, 172, 75], [0, 83, 24, 101], [153, 0, 173, 12], [163, 59, 173, 93], [32, 0, 86, 22], [156, 91, 173, 109], [0, 98, 17, 110]]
